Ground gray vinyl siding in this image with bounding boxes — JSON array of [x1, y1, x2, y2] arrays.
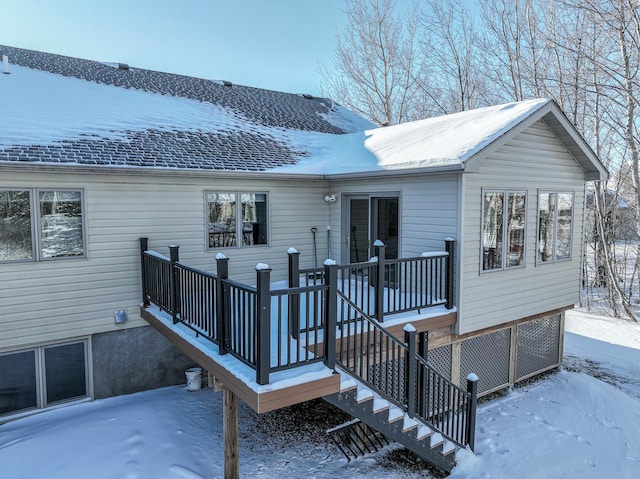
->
[[0, 170, 330, 351], [329, 173, 460, 263], [458, 120, 586, 334]]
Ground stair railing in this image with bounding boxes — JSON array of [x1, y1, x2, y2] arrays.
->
[[335, 289, 477, 449]]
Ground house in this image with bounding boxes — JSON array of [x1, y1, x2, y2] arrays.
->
[[0, 45, 607, 471]]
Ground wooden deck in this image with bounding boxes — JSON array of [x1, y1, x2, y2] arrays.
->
[[141, 307, 340, 413], [141, 306, 456, 413]]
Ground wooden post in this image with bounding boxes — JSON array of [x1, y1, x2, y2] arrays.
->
[[404, 324, 417, 418], [466, 373, 479, 452], [288, 249, 300, 340], [445, 238, 455, 310], [374, 241, 386, 321], [169, 245, 180, 324], [139, 238, 149, 307], [323, 261, 338, 370], [256, 265, 271, 385], [223, 388, 239, 479], [216, 254, 229, 355]]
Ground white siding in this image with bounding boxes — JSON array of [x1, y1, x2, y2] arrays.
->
[[458, 120, 586, 334], [0, 170, 330, 350], [329, 173, 460, 262]]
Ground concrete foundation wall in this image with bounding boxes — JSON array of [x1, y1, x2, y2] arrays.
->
[[92, 325, 197, 399]]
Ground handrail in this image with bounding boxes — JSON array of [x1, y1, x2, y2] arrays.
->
[[335, 287, 476, 449]]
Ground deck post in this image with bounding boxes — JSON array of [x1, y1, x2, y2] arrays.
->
[[139, 238, 149, 307], [445, 238, 455, 310], [466, 373, 479, 452], [223, 388, 239, 479], [256, 265, 272, 385], [216, 255, 230, 355], [169, 245, 180, 324], [323, 261, 338, 370], [288, 249, 300, 340], [404, 324, 417, 418], [417, 331, 428, 415], [374, 241, 386, 321]]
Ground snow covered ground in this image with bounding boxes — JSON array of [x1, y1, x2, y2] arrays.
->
[[1, 309, 639, 478]]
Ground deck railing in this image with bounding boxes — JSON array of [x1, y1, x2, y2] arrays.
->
[[140, 236, 474, 449]]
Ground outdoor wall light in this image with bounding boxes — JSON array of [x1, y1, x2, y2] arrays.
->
[[324, 194, 337, 203], [114, 309, 128, 324]]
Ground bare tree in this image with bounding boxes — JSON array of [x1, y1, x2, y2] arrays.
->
[[320, 0, 425, 125], [417, 0, 488, 113]]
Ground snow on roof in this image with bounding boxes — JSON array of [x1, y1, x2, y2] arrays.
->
[[0, 65, 246, 145], [0, 47, 554, 176], [278, 99, 551, 174]]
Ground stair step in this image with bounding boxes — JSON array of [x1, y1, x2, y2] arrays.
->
[[388, 407, 404, 423], [402, 415, 419, 433], [442, 440, 457, 455], [356, 387, 374, 403], [372, 397, 389, 414], [430, 432, 444, 450], [416, 424, 433, 441], [340, 377, 358, 392]]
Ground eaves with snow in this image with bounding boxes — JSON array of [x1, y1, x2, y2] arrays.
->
[[0, 45, 607, 180]]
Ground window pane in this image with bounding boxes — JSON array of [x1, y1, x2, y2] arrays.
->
[[207, 193, 237, 247], [0, 350, 38, 415], [556, 193, 573, 260], [538, 192, 555, 262], [44, 342, 87, 405], [483, 192, 504, 270], [0, 190, 33, 261], [39, 190, 84, 258], [241, 193, 267, 246], [506, 192, 526, 267]]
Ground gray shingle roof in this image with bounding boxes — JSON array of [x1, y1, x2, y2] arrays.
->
[[0, 45, 351, 172]]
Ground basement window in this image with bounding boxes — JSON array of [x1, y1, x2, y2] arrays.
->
[[0, 188, 86, 262], [0, 340, 90, 418], [206, 192, 268, 248]]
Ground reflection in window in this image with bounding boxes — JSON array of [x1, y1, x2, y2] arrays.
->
[[538, 192, 573, 263], [207, 193, 237, 247], [1, 189, 84, 262], [207, 192, 268, 248], [39, 190, 84, 258], [0, 190, 33, 261], [483, 192, 504, 270], [241, 193, 267, 246], [482, 190, 526, 271]]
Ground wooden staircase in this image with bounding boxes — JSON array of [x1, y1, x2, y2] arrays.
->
[[324, 372, 457, 473]]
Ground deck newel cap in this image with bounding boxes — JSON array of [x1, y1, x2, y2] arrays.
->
[[403, 323, 417, 333], [255, 263, 270, 271]]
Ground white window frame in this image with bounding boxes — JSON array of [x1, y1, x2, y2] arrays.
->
[[205, 190, 269, 249], [480, 189, 527, 273], [0, 187, 87, 263], [536, 190, 575, 264]]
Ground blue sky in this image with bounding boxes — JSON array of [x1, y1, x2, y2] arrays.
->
[[1, 0, 351, 95]]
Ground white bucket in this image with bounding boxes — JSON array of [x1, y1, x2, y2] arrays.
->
[[185, 367, 203, 391]]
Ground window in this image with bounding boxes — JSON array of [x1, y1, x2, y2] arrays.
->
[[0, 341, 89, 417], [0, 188, 85, 262], [207, 192, 268, 248], [537, 192, 574, 263], [482, 190, 526, 271]]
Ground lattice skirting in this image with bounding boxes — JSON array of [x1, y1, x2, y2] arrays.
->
[[428, 312, 563, 397]]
